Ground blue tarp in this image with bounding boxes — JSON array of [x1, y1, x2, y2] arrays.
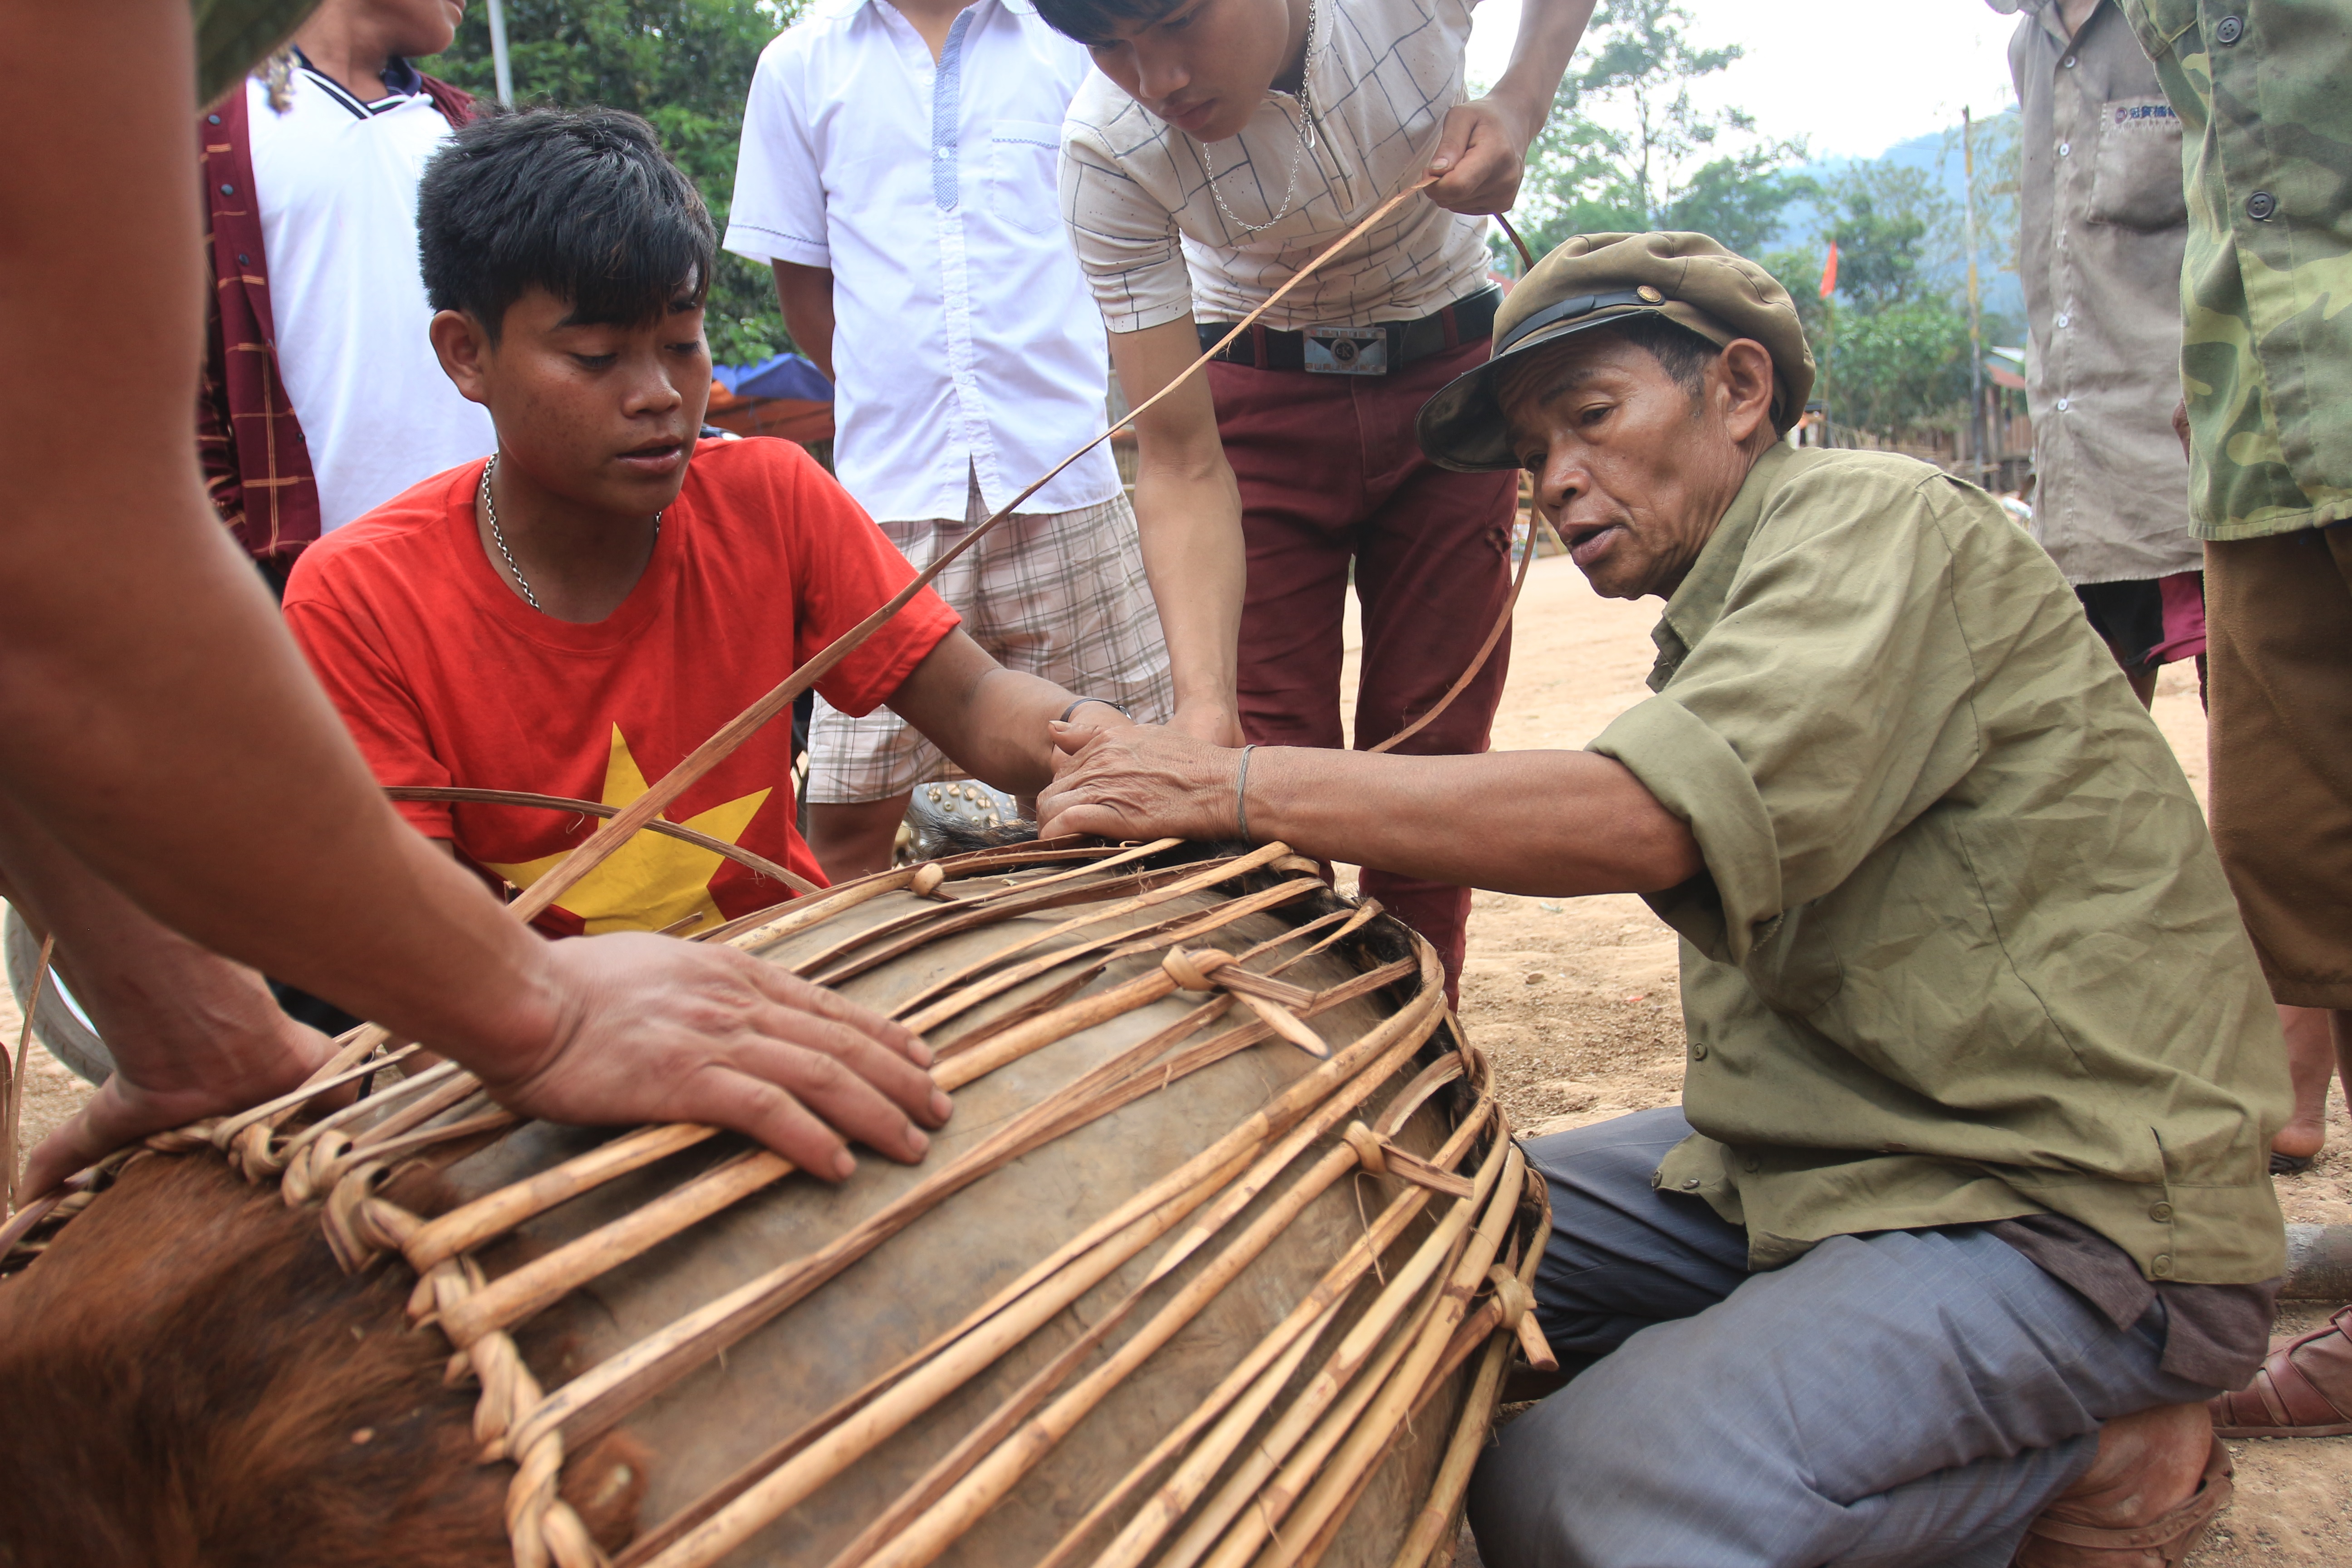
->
[[714, 352, 833, 402]]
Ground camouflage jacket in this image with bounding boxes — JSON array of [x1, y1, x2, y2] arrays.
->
[[2119, 0, 2352, 539]]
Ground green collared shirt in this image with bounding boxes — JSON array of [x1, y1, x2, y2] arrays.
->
[[2118, 0, 2352, 539], [1588, 446, 2288, 1281]]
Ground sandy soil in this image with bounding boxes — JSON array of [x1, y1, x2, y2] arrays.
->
[[5, 551, 2344, 1558]]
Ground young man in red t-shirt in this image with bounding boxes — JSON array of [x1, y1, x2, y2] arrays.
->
[[285, 107, 1126, 938]]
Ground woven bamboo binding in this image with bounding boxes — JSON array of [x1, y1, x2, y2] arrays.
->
[[4, 843, 1551, 1568]]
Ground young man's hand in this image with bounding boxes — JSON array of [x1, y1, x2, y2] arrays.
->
[[477, 934, 953, 1182], [1040, 719, 1245, 843], [1425, 98, 1536, 216]]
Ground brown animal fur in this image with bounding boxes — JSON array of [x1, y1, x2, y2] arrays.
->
[[0, 1153, 647, 1567]]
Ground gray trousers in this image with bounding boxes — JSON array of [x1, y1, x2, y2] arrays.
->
[[1466, 1110, 2218, 1568]]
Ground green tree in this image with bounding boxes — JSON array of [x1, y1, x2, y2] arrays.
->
[[420, 0, 801, 366], [1507, 0, 1807, 262]]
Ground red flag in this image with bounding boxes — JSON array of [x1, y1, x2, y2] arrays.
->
[[1818, 241, 1839, 299]]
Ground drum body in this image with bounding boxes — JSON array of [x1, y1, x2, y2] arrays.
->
[[0, 846, 1529, 1568]]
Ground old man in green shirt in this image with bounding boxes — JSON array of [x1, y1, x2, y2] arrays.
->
[[1039, 232, 2288, 1567]]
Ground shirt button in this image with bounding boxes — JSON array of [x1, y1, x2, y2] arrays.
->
[[1742, 1154, 1762, 1173], [2151, 1254, 2174, 1277], [2215, 14, 2245, 45], [1690, 1043, 1708, 1060], [2057, 312, 2072, 328], [2151, 1201, 2174, 1221], [2056, 397, 2071, 411], [2058, 142, 2071, 157], [219, 182, 236, 195], [237, 253, 250, 266], [2248, 190, 2278, 220], [207, 113, 221, 124], [1681, 1177, 1702, 1191], [2062, 54, 2077, 67]]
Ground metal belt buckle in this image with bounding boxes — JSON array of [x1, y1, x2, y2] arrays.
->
[[1303, 325, 1388, 375]]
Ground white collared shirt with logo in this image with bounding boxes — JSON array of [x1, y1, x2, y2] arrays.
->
[[725, 0, 1121, 523], [1060, 0, 1493, 333]]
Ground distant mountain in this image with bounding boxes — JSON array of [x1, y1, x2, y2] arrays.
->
[[1771, 110, 2026, 330]]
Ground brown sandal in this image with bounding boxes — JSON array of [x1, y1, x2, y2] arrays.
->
[[2012, 1433, 2232, 1566], [2210, 1303, 2352, 1437]]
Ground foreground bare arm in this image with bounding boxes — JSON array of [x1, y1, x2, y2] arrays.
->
[[1038, 723, 1700, 897], [1109, 319, 1248, 748], [0, 2, 946, 1189]]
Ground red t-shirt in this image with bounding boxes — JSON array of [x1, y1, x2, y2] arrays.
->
[[282, 437, 958, 936]]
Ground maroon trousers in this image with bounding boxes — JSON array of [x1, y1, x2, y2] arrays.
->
[[1209, 337, 1518, 998]]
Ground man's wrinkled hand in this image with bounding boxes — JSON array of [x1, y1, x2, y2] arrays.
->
[[1425, 98, 1533, 216], [23, 1012, 338, 1198], [481, 933, 953, 1183], [1041, 721, 1246, 843]]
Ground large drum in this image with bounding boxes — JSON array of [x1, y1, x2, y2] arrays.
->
[[0, 839, 1545, 1568]]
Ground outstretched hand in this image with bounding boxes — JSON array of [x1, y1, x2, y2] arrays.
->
[[1039, 719, 1247, 843], [478, 932, 951, 1182], [23, 1009, 340, 1198]]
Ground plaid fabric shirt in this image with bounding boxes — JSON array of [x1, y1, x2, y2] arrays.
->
[[197, 69, 473, 563]]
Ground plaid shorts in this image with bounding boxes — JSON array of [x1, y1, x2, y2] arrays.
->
[[806, 476, 1173, 804]]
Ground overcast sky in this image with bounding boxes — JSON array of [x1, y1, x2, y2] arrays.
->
[[1465, 0, 2025, 164]]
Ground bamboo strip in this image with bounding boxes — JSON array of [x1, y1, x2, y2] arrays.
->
[[900, 877, 1323, 1033], [1329, 1214, 1545, 1568], [631, 962, 1449, 1568], [404, 1123, 722, 1274], [613, 1138, 1254, 1568], [1268, 901, 1387, 977], [617, 943, 1443, 1564], [1365, 515, 1538, 758], [504, 975, 1310, 1460], [790, 861, 1217, 988], [1168, 1253, 1461, 1568], [2, 931, 51, 1212], [271, 1056, 470, 1172], [1114, 1138, 1509, 1568], [510, 176, 1439, 923], [385, 785, 818, 896], [208, 1039, 418, 1150], [1027, 1060, 1494, 1568], [806, 847, 1289, 990], [832, 1059, 1466, 1568], [1232, 1147, 1527, 1568]]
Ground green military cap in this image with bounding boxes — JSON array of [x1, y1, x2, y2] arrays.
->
[[1418, 231, 1818, 472]]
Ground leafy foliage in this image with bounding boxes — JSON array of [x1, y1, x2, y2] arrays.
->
[[420, 0, 801, 365], [1508, 0, 1809, 261]]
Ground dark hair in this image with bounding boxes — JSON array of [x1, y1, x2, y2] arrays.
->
[[416, 107, 714, 341], [1602, 314, 1721, 404], [1033, 0, 1180, 46]]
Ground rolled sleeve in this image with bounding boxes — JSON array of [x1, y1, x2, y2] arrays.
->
[[1591, 459, 1994, 964], [724, 43, 830, 270], [1061, 118, 1193, 333], [1589, 694, 1782, 961]]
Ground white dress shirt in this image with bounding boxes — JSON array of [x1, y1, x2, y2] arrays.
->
[[1061, 0, 1493, 332], [249, 63, 496, 531], [725, 0, 1121, 522]]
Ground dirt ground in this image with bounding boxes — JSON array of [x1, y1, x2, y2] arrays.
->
[[5, 551, 2347, 1558]]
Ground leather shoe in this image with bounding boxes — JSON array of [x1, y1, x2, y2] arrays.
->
[[2012, 1402, 2231, 1566]]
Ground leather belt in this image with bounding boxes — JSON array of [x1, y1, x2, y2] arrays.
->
[[1198, 286, 1503, 374]]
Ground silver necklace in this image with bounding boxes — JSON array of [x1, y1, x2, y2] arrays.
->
[[479, 454, 660, 614], [1205, 0, 1320, 239]]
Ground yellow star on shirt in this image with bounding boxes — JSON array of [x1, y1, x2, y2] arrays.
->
[[485, 725, 771, 936]]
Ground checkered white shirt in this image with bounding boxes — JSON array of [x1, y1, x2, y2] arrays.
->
[[1059, 0, 1494, 332]]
